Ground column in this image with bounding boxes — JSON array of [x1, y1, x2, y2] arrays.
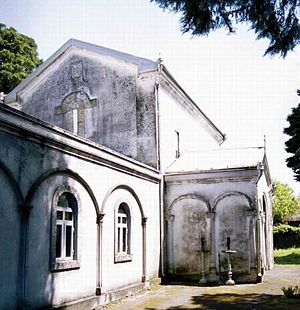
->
[[96, 212, 105, 296]]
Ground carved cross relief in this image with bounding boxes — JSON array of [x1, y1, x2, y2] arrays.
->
[[55, 91, 97, 136]]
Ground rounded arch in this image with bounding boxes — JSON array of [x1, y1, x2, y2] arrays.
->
[[24, 168, 99, 215], [101, 184, 145, 219], [52, 184, 82, 213], [0, 160, 24, 205], [61, 90, 97, 110], [167, 194, 211, 217], [212, 191, 253, 211]]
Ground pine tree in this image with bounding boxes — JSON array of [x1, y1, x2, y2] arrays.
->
[[284, 90, 300, 181], [151, 0, 300, 57]]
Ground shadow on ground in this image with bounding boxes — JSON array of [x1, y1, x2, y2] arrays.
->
[[145, 293, 300, 310], [274, 253, 300, 265]]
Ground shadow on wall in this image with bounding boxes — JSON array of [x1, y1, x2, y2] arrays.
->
[[21, 143, 67, 307], [25, 168, 92, 307], [25, 156, 100, 307], [0, 134, 60, 308], [26, 181, 56, 307], [0, 132, 75, 307], [0, 161, 23, 309], [145, 293, 300, 310], [1, 106, 103, 307]]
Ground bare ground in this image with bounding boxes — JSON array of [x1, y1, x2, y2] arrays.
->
[[101, 265, 300, 310]]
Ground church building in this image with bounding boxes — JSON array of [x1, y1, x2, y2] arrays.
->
[[0, 39, 273, 309]]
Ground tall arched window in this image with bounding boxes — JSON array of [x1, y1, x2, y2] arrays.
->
[[56, 192, 77, 260], [115, 202, 132, 263], [51, 187, 80, 271]]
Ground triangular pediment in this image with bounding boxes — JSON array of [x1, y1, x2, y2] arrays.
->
[[5, 38, 157, 104]]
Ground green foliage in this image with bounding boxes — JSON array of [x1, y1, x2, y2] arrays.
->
[[272, 180, 298, 225], [0, 23, 42, 93], [273, 224, 300, 249], [273, 224, 300, 234], [282, 285, 300, 299], [284, 93, 300, 181], [151, 0, 300, 57]]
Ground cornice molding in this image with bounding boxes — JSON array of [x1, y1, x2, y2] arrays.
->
[[0, 104, 161, 183], [164, 167, 258, 184]]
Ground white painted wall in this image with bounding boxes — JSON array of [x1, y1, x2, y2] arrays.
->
[[0, 113, 160, 308], [158, 88, 220, 170], [256, 169, 274, 270], [101, 189, 143, 291], [26, 176, 97, 307]]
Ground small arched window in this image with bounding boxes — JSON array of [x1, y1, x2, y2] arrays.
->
[[51, 187, 80, 271], [115, 202, 132, 263]]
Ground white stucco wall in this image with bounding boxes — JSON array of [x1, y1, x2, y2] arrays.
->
[[99, 181, 160, 294], [164, 168, 261, 282], [102, 189, 143, 291], [256, 169, 274, 270], [0, 106, 161, 308], [158, 88, 220, 170], [26, 177, 97, 307]]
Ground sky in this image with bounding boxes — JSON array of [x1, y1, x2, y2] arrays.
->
[[1, 0, 299, 194]]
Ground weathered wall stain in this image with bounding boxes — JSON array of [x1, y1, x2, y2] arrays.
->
[[21, 53, 157, 167]]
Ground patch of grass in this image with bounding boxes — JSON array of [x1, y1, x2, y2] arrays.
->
[[282, 285, 300, 299], [274, 248, 300, 265]]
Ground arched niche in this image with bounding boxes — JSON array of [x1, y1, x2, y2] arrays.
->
[[166, 194, 211, 275], [213, 192, 255, 274]]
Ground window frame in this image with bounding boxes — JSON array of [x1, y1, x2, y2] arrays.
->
[[56, 202, 74, 260], [114, 201, 132, 263], [50, 186, 81, 272]]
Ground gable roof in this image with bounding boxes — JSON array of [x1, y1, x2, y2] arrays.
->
[[5, 38, 225, 144], [5, 38, 158, 104]]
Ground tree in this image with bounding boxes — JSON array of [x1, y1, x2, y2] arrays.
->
[[151, 0, 300, 57], [284, 90, 300, 181], [0, 23, 42, 94], [272, 180, 298, 225]]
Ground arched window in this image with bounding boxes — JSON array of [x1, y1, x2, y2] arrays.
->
[[56, 192, 77, 259], [51, 188, 80, 271], [115, 202, 132, 263]]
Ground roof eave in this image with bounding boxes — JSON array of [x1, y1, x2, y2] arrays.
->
[[159, 65, 226, 145], [262, 154, 272, 186], [5, 38, 157, 104], [5, 39, 74, 104]]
